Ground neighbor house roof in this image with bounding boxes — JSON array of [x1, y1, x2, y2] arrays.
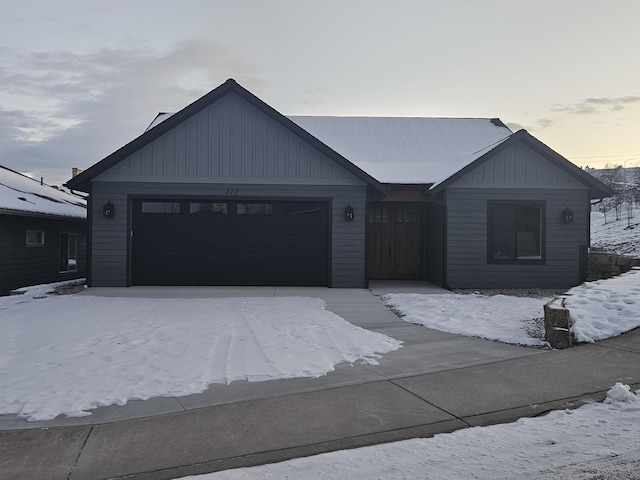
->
[[288, 116, 513, 185], [0, 165, 86, 219]]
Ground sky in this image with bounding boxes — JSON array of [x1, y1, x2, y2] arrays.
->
[[1, 0, 639, 187]]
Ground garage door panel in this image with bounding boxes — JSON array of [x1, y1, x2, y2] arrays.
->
[[132, 199, 328, 286]]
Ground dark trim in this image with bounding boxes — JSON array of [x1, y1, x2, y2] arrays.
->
[[327, 197, 333, 288], [429, 130, 613, 199], [66, 79, 386, 196], [486, 200, 547, 265], [442, 190, 449, 289], [86, 186, 93, 287]]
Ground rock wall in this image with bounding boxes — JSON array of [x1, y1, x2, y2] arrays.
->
[[588, 250, 640, 281]]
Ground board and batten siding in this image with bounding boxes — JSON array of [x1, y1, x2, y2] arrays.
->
[[89, 91, 369, 288], [98, 92, 362, 186], [445, 142, 590, 289]]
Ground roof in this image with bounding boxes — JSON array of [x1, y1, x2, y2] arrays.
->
[[67, 79, 613, 200], [145, 112, 174, 132], [67, 79, 386, 195], [0, 165, 86, 219], [428, 130, 614, 199], [288, 116, 513, 184]]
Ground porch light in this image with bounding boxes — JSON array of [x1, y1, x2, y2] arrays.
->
[[103, 201, 115, 218], [562, 207, 574, 224], [344, 204, 354, 221]]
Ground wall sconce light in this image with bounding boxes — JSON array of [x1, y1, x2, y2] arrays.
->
[[562, 207, 574, 224], [344, 204, 354, 221], [103, 201, 115, 218]]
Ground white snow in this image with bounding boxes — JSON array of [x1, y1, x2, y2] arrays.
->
[[288, 116, 512, 184], [144, 112, 174, 132], [591, 204, 640, 259], [0, 286, 401, 421], [0, 165, 86, 218], [565, 269, 640, 343], [383, 293, 551, 347], [180, 383, 640, 480]]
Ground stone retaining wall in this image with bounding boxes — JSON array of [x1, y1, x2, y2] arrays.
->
[[588, 250, 640, 281]]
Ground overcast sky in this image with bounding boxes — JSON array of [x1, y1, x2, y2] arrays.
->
[[1, 0, 639, 187]]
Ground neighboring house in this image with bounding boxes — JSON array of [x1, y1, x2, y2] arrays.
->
[[0, 165, 87, 296], [66, 79, 612, 290]]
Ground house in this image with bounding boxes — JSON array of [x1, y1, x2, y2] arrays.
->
[[66, 79, 612, 290], [0, 165, 87, 296]]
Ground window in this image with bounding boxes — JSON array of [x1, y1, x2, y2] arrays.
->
[[237, 203, 273, 215], [488, 202, 544, 263], [367, 206, 389, 223], [141, 202, 180, 214], [59, 233, 78, 273], [26, 230, 45, 246], [189, 202, 227, 214]]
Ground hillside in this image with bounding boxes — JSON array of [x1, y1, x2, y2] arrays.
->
[[591, 203, 640, 259]]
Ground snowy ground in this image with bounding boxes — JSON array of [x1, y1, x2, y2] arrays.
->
[[0, 282, 401, 421], [591, 203, 640, 258], [181, 383, 640, 480], [2, 267, 639, 422], [565, 269, 640, 343], [383, 268, 640, 349], [384, 293, 551, 347]]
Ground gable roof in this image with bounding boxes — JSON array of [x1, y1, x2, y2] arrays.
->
[[66, 79, 386, 194], [0, 165, 86, 219], [288, 116, 513, 185], [66, 79, 613, 201], [428, 129, 614, 199]]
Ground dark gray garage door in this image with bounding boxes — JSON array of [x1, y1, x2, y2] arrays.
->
[[132, 199, 329, 286]]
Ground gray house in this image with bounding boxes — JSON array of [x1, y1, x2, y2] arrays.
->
[[0, 165, 87, 296], [66, 79, 612, 290]]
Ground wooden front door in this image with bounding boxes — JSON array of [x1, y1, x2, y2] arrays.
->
[[367, 203, 422, 279]]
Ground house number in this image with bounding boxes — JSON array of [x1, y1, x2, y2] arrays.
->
[[225, 189, 238, 196]]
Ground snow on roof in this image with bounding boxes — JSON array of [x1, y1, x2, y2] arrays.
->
[[141, 112, 513, 185], [288, 116, 513, 184], [0, 166, 86, 219], [144, 112, 175, 132]]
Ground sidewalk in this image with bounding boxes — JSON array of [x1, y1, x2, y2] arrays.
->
[[2, 285, 640, 479]]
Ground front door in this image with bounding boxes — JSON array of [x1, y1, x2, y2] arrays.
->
[[367, 203, 422, 279]]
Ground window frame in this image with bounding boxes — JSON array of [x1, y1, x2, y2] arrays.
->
[[487, 200, 545, 265], [26, 230, 45, 246], [59, 232, 79, 273]]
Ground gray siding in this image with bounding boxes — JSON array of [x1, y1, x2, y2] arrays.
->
[[446, 143, 590, 289], [97, 92, 362, 186], [89, 91, 369, 288], [0, 215, 86, 296], [90, 182, 367, 288]]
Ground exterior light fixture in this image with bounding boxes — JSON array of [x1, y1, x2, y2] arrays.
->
[[562, 207, 574, 224], [344, 204, 354, 221], [103, 201, 115, 218]]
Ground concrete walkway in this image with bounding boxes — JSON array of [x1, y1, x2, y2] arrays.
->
[[2, 284, 640, 479]]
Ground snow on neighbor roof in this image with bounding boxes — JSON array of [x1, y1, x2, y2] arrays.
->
[[288, 116, 513, 184], [0, 165, 86, 219]]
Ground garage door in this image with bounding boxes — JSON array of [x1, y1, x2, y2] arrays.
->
[[131, 199, 329, 286]]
